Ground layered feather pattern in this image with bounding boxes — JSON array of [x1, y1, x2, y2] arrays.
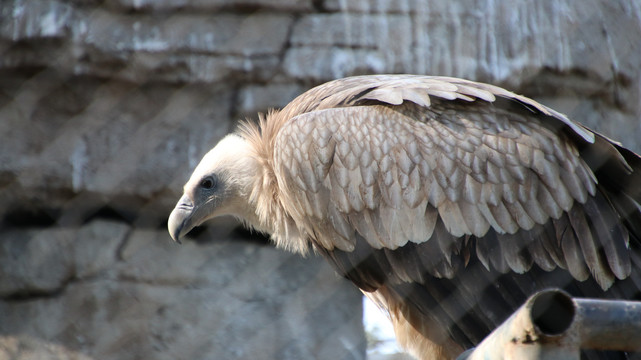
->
[[237, 75, 641, 360]]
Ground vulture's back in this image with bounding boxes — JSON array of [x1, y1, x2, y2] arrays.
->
[[263, 75, 641, 359]]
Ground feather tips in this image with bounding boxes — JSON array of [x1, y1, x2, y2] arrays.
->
[[257, 75, 635, 295]]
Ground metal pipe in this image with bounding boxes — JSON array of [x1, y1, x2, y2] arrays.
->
[[457, 289, 641, 360], [576, 297, 641, 351]]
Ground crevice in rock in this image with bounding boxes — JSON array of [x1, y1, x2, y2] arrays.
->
[[229, 85, 242, 121], [183, 225, 210, 241], [312, 0, 329, 13], [1, 207, 61, 228], [231, 226, 271, 246], [519, 67, 634, 112], [174, 220, 270, 246], [115, 226, 134, 262], [277, 11, 300, 66], [1, 190, 176, 230], [0, 277, 72, 303], [81, 205, 136, 226], [1, 288, 64, 302]]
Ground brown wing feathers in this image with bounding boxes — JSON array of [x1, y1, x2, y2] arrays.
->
[[279, 99, 633, 285], [268, 75, 640, 358]]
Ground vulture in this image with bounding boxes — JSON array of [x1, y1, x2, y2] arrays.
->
[[168, 75, 641, 359]]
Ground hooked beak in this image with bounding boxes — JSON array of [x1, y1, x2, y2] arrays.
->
[[168, 194, 195, 244]]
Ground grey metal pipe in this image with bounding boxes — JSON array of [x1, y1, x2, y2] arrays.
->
[[457, 289, 641, 360], [576, 296, 641, 351]]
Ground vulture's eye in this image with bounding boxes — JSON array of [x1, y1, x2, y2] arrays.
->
[[200, 176, 216, 190]]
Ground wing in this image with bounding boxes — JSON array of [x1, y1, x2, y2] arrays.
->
[[271, 76, 641, 354], [274, 88, 635, 287]]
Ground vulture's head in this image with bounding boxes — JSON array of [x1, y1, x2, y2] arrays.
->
[[168, 134, 259, 242]]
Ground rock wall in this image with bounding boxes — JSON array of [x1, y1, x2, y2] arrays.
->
[[0, 221, 363, 360], [1, 0, 640, 359]]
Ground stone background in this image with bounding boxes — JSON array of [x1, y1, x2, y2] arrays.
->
[[0, 1, 640, 359]]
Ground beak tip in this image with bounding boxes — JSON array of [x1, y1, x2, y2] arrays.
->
[[168, 226, 183, 244], [168, 209, 188, 245], [168, 194, 197, 245]]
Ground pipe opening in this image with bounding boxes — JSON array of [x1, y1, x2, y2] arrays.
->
[[531, 290, 575, 336]]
